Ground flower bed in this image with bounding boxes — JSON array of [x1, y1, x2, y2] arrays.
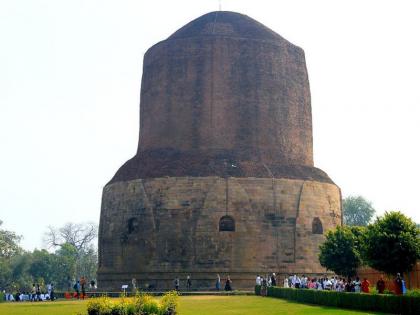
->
[[86, 291, 178, 315]]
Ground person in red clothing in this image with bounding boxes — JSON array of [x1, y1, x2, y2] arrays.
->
[[361, 278, 370, 293]]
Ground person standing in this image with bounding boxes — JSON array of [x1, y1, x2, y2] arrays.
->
[[36, 283, 41, 301], [256, 275, 261, 286], [216, 274, 221, 291], [80, 277, 86, 299], [174, 278, 180, 291], [90, 279, 97, 290], [376, 276, 385, 294], [261, 277, 268, 296], [47, 283, 52, 297], [50, 283, 55, 301], [361, 278, 370, 293], [283, 276, 289, 288], [31, 284, 36, 301], [394, 273, 403, 295], [224, 276, 232, 291], [186, 275, 192, 291], [353, 277, 361, 293], [270, 273, 277, 287]]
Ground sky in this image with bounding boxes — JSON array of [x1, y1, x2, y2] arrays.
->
[[0, 0, 419, 250]]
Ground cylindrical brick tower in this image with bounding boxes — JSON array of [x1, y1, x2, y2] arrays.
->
[[98, 11, 341, 290]]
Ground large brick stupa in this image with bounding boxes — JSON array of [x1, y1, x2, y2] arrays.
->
[[98, 11, 342, 290]]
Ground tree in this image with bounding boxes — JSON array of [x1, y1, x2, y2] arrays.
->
[[44, 222, 98, 282], [44, 222, 97, 252], [364, 211, 420, 275], [0, 220, 24, 291], [0, 220, 22, 258], [319, 226, 366, 278], [343, 196, 375, 226]]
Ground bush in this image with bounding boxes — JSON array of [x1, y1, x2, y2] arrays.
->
[[0, 292, 4, 303], [160, 290, 179, 315], [255, 286, 420, 315], [86, 291, 179, 315]]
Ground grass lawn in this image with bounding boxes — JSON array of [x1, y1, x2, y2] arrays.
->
[[0, 295, 386, 315]]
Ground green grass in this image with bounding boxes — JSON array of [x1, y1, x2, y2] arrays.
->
[[0, 295, 385, 315]]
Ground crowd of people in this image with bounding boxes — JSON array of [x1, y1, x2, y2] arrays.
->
[[3, 283, 55, 302], [70, 276, 97, 299], [2, 276, 97, 302], [256, 272, 408, 295]]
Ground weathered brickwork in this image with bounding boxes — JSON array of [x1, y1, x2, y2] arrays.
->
[[98, 177, 341, 289], [98, 11, 342, 290]]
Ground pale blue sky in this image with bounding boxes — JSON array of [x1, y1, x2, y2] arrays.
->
[[1, 0, 419, 250]]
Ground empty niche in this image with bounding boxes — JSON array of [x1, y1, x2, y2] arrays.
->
[[219, 215, 235, 232], [127, 217, 139, 234], [312, 217, 323, 234]]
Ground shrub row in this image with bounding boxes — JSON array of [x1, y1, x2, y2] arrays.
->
[[255, 286, 420, 315], [0, 292, 4, 303], [86, 291, 178, 315]]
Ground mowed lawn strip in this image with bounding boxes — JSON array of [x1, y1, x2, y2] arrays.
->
[[0, 295, 386, 315], [178, 296, 386, 315]]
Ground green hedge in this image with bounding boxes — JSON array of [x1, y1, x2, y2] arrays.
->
[[0, 292, 4, 303], [255, 286, 420, 315]]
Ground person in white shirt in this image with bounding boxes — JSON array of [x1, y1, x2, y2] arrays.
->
[[353, 277, 361, 293], [323, 278, 332, 290], [283, 276, 289, 288], [256, 275, 262, 286], [292, 275, 301, 288]]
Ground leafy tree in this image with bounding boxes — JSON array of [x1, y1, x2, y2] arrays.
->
[[0, 220, 23, 291], [0, 220, 22, 258], [47, 243, 77, 290], [44, 222, 98, 283], [343, 196, 375, 226], [319, 226, 366, 277], [364, 211, 420, 275]]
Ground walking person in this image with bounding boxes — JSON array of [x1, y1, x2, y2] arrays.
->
[[73, 280, 80, 299]]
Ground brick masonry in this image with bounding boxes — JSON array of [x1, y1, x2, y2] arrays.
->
[[98, 176, 341, 289], [98, 11, 342, 290]]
